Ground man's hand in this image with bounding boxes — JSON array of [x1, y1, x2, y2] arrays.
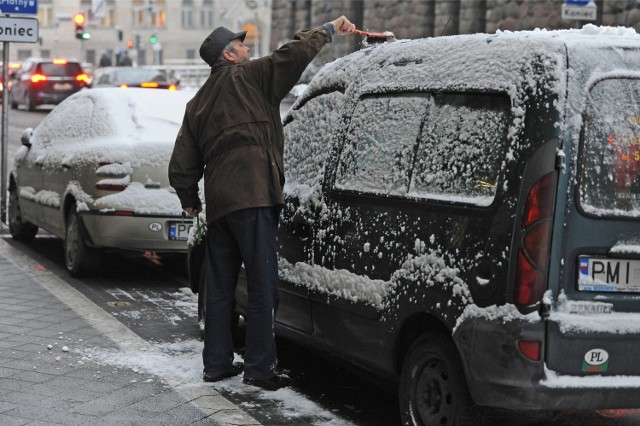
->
[[183, 207, 199, 217], [330, 16, 356, 35]]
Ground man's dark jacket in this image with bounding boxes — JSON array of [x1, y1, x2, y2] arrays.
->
[[169, 26, 332, 225]]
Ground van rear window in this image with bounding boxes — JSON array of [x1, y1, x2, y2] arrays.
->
[[580, 78, 640, 217]]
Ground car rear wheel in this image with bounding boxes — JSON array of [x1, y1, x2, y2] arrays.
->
[[10, 93, 18, 109], [8, 185, 38, 242], [399, 331, 481, 426], [64, 206, 100, 277], [25, 92, 36, 112]]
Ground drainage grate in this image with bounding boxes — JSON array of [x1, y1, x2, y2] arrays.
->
[[107, 301, 131, 307]]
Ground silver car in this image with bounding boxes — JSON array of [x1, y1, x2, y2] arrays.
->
[[8, 87, 195, 276]]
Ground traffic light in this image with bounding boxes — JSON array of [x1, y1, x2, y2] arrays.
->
[[150, 34, 157, 44], [74, 13, 85, 39]]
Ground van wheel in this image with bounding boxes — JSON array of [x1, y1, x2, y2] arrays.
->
[[64, 206, 100, 277], [8, 185, 38, 242], [399, 331, 480, 426]]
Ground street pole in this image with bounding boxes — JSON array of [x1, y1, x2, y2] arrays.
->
[[1, 40, 9, 224]]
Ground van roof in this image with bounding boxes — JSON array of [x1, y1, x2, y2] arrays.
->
[[318, 26, 635, 89], [296, 24, 640, 148]]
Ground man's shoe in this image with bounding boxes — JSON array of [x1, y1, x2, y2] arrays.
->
[[243, 373, 290, 391], [203, 362, 244, 382]]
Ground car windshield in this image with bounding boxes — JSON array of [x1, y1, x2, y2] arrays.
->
[[40, 62, 82, 76], [580, 77, 640, 217], [113, 68, 169, 83]]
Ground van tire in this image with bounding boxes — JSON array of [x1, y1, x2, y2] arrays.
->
[[64, 206, 100, 277], [399, 331, 480, 426]]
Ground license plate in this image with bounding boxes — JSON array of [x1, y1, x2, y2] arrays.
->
[[578, 256, 640, 292], [53, 83, 72, 90], [168, 221, 193, 241]]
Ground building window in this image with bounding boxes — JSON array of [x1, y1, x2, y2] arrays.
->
[[133, 0, 166, 29], [201, 0, 213, 28], [37, 2, 54, 27], [182, 0, 194, 28]]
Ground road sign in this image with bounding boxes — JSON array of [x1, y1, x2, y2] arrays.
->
[[0, 16, 38, 43], [0, 0, 38, 15], [562, 2, 597, 21]]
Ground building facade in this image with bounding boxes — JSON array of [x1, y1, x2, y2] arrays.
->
[[270, 0, 640, 82], [2, 0, 272, 67]]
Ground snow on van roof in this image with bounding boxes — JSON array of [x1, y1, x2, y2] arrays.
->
[[298, 24, 640, 107]]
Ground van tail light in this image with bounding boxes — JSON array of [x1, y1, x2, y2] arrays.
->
[[141, 82, 159, 88], [517, 340, 541, 361], [31, 73, 47, 83], [515, 171, 557, 307]]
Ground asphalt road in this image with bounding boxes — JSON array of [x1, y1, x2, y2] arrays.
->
[[3, 105, 640, 426]]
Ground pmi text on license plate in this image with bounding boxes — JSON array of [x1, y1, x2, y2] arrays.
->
[[169, 221, 192, 241], [578, 256, 640, 293]]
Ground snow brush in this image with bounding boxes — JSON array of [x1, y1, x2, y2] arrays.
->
[[353, 28, 396, 45]]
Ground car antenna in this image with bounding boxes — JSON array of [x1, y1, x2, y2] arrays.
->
[[440, 16, 452, 36]]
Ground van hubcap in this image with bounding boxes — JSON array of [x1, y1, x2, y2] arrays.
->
[[416, 360, 452, 423]]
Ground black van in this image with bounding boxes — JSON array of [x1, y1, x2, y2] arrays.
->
[[193, 26, 640, 425]]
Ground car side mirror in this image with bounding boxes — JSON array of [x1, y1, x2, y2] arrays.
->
[[20, 127, 33, 148]]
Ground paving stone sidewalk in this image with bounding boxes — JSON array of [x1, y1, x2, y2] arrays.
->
[[0, 237, 259, 426]]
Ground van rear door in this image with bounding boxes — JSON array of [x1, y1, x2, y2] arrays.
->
[[546, 76, 640, 377]]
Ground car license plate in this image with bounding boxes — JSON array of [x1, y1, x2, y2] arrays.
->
[[53, 83, 72, 91], [168, 221, 193, 241], [578, 256, 640, 292]]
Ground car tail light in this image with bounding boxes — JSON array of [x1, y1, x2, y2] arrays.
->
[[76, 73, 90, 84], [119, 84, 129, 89], [517, 340, 541, 361], [114, 210, 135, 216], [168, 84, 177, 91], [141, 82, 159, 88], [31, 73, 47, 83], [515, 171, 557, 307], [52, 59, 68, 65], [96, 182, 128, 191]]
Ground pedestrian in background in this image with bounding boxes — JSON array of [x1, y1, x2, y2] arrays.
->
[[168, 15, 355, 390], [116, 50, 132, 66], [99, 51, 112, 67]]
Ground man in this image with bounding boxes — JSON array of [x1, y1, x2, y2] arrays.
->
[[169, 16, 355, 391]]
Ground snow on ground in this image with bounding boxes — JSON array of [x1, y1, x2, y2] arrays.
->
[[79, 339, 353, 426]]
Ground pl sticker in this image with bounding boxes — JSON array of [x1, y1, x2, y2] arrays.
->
[[582, 348, 609, 373]]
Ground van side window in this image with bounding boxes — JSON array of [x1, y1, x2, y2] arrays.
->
[[410, 93, 510, 206], [335, 94, 429, 195], [579, 78, 640, 216], [283, 92, 345, 196]]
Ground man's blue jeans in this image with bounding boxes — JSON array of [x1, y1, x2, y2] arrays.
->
[[203, 206, 280, 380]]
